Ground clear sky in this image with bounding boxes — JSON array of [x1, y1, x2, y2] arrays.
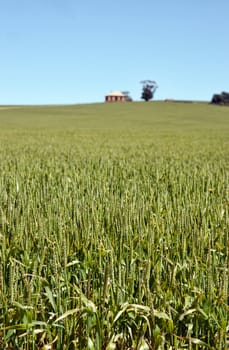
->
[[1, 0, 229, 105]]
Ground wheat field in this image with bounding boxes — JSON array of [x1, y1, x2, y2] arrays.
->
[[0, 102, 228, 349]]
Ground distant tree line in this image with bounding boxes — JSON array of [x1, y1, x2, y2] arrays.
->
[[211, 91, 229, 106]]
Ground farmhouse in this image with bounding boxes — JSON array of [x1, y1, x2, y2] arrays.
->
[[105, 91, 126, 102]]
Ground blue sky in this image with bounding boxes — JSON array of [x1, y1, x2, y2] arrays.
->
[[1, 0, 229, 104]]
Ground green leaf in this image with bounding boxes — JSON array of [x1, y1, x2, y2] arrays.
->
[[153, 309, 171, 320], [12, 301, 33, 310], [106, 342, 116, 350], [129, 304, 151, 313], [190, 337, 213, 348], [88, 337, 95, 349], [1, 323, 34, 331], [54, 308, 79, 323], [179, 308, 196, 321], [66, 259, 80, 267], [44, 286, 57, 312], [113, 302, 130, 324], [138, 338, 150, 350]]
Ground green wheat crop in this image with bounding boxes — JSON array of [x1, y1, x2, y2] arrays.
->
[[0, 102, 228, 349]]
